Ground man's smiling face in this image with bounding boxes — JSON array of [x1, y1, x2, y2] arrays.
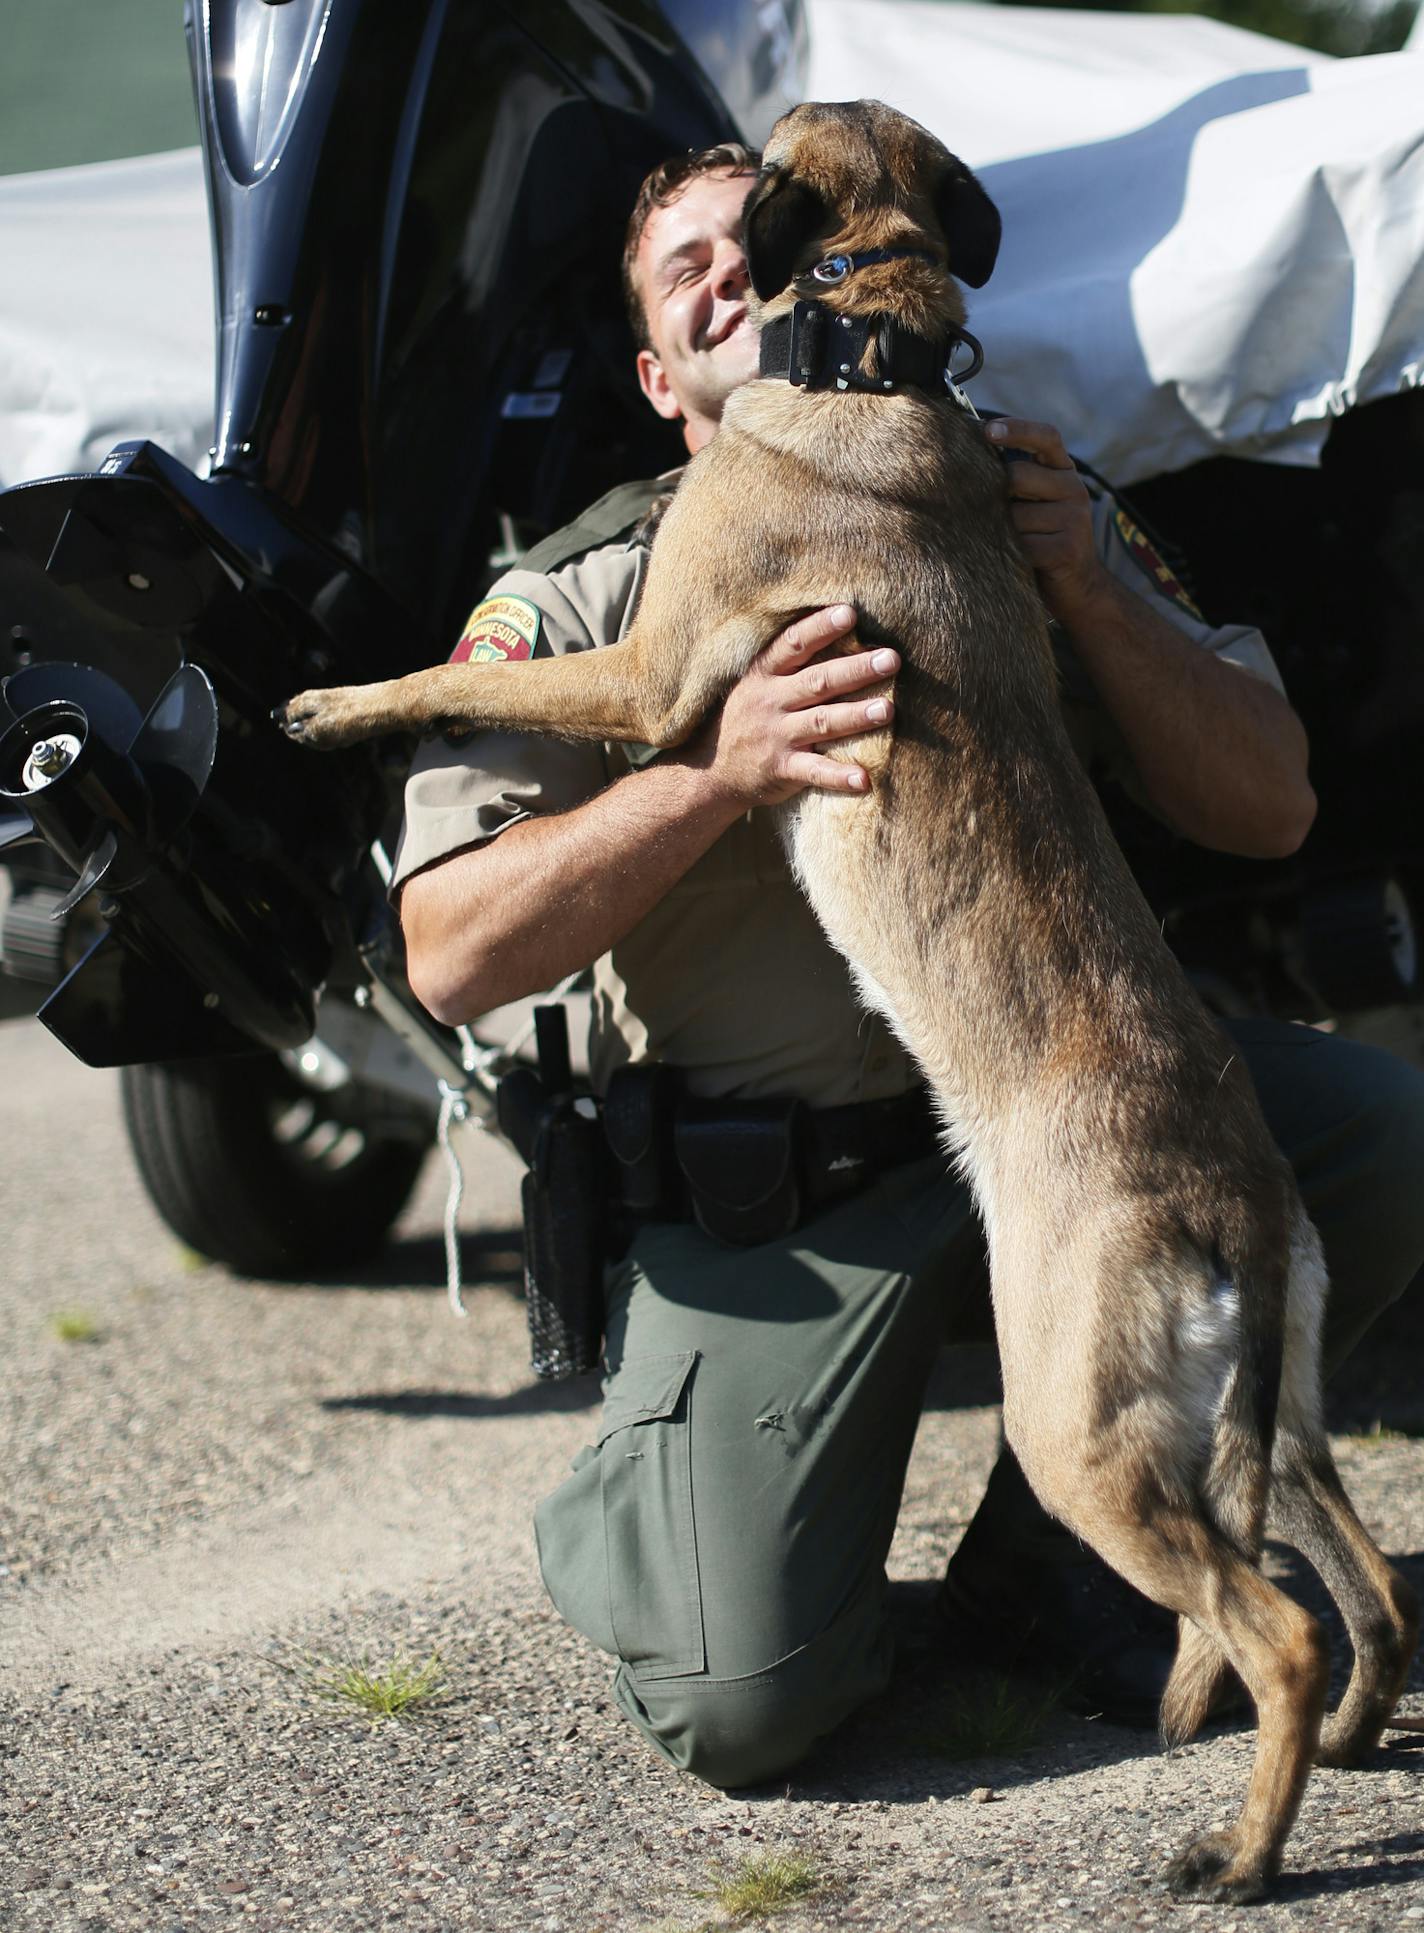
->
[[634, 168, 761, 454]]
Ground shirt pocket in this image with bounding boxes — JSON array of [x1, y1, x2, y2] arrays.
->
[[598, 1350, 705, 1680]]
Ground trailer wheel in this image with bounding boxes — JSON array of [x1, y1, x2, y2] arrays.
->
[[120, 1055, 431, 1279]]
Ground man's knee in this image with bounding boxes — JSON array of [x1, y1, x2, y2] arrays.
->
[[612, 1614, 893, 1789], [1377, 1050, 1424, 1170], [1340, 1035, 1424, 1155], [1319, 1039, 1424, 1256]]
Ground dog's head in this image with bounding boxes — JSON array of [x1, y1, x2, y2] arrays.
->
[[743, 100, 1000, 317]]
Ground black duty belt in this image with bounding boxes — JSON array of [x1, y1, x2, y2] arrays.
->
[[806, 1086, 943, 1201], [603, 1067, 943, 1249]]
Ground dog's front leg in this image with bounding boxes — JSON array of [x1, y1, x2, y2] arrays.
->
[[278, 608, 782, 751], [279, 643, 663, 750]]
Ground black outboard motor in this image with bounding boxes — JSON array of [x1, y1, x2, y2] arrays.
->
[[0, 445, 402, 1063], [0, 0, 801, 1068], [0, 0, 803, 1272]]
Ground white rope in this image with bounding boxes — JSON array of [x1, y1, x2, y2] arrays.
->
[[436, 1081, 469, 1317]]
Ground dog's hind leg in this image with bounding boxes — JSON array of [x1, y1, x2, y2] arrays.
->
[[1264, 1212, 1418, 1761], [1063, 1500, 1328, 1902], [1263, 1215, 1419, 1765], [1163, 1225, 1420, 1766], [1160, 1619, 1237, 1746], [1270, 1429, 1419, 1764]]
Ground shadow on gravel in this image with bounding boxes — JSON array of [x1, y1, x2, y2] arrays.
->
[[320, 1381, 599, 1419], [310, 1227, 526, 1293], [1274, 1838, 1424, 1903], [757, 1578, 1170, 1811]]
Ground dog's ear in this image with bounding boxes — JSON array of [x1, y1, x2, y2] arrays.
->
[[743, 168, 830, 301], [936, 159, 1001, 289]]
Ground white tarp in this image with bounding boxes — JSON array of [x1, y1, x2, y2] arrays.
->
[[809, 3, 1424, 480], [1, 4, 1421, 489], [0, 148, 213, 488]]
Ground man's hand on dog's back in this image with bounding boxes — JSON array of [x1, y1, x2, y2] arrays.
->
[[683, 605, 898, 807], [400, 606, 896, 1025]]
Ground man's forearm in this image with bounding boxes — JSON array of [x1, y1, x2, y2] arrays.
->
[[399, 608, 897, 1026], [400, 752, 747, 1025], [1060, 572, 1316, 858], [987, 416, 1315, 860]]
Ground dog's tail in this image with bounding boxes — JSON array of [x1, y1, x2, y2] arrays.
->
[[1159, 1223, 1289, 1747], [1161, 1622, 1239, 1747]]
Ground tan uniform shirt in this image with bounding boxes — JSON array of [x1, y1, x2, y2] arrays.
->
[[391, 476, 1284, 1108]]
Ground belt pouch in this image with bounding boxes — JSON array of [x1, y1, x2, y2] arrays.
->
[[603, 1062, 684, 1218], [673, 1098, 807, 1247]]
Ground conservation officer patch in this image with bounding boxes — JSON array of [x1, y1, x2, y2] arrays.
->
[[1112, 508, 1202, 619], [450, 593, 541, 664]]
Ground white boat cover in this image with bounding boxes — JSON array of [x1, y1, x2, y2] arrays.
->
[[809, 3, 1424, 480], [2, 4, 1421, 489], [0, 149, 213, 488]]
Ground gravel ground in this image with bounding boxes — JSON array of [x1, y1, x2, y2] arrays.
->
[[2, 1010, 1423, 1931]]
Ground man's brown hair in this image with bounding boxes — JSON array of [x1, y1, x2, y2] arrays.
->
[[621, 142, 761, 350]]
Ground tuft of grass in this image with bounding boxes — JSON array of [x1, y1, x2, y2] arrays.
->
[[311, 1651, 448, 1725], [1343, 1419, 1414, 1449], [910, 1671, 1062, 1761], [49, 1309, 101, 1344], [700, 1851, 820, 1923]]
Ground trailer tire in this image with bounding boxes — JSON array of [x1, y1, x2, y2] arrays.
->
[[119, 1056, 431, 1279]]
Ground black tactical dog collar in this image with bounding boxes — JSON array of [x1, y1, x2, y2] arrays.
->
[[759, 299, 984, 396]]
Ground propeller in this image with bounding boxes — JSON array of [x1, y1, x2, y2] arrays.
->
[[0, 661, 220, 921]]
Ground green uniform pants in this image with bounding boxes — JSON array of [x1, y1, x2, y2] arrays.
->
[[533, 1020, 1424, 1789]]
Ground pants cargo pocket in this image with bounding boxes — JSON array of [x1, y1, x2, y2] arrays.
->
[[599, 1350, 705, 1681]]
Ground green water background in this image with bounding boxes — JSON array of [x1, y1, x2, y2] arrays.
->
[[1, 1, 196, 176]]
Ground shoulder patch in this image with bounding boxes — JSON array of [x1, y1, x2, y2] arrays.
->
[[450, 593, 541, 664], [1112, 508, 1202, 619]]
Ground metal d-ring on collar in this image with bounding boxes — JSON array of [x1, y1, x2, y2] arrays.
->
[[807, 246, 941, 286]]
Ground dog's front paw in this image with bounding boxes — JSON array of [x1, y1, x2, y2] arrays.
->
[[275, 686, 380, 749], [1161, 1830, 1270, 1904]]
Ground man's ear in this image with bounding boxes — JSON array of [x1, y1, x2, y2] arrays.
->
[[936, 158, 1001, 288], [636, 347, 683, 423], [743, 169, 829, 302]]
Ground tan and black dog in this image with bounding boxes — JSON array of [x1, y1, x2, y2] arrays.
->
[[281, 101, 1417, 1898]]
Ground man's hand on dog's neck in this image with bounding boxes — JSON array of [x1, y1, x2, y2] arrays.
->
[[989, 416, 1316, 861]]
